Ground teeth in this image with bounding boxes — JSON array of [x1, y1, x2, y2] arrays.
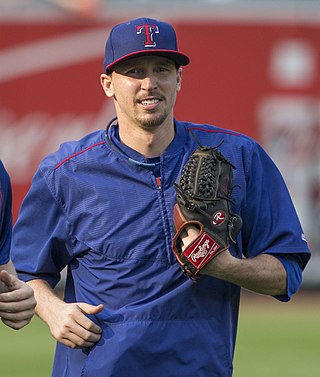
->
[[141, 99, 159, 105]]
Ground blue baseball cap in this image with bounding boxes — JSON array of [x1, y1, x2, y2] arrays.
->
[[104, 17, 190, 73]]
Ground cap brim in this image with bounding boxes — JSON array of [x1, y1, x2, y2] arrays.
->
[[106, 49, 190, 72]]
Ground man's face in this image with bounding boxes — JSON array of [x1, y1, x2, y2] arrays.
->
[[101, 55, 182, 131]]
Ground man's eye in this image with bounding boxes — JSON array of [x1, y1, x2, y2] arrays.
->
[[127, 68, 143, 75], [157, 67, 169, 72]]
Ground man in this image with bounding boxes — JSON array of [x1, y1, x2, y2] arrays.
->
[[0, 161, 36, 329], [11, 18, 310, 376]]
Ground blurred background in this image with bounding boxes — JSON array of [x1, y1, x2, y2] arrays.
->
[[0, 1, 319, 376]]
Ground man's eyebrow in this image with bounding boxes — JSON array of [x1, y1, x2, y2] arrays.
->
[[116, 61, 140, 70], [113, 58, 175, 73]]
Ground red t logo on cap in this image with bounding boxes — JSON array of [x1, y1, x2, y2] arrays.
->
[[136, 24, 159, 47]]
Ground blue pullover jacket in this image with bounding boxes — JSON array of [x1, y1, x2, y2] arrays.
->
[[11, 120, 310, 377]]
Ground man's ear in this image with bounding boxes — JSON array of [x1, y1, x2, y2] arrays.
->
[[176, 67, 183, 92], [100, 73, 114, 97]]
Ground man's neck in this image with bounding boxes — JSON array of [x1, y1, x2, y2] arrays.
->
[[118, 119, 175, 158]]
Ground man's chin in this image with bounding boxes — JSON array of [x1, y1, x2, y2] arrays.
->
[[137, 113, 168, 131], [138, 108, 168, 130]]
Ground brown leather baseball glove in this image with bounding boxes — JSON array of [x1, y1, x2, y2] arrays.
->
[[172, 139, 242, 280]]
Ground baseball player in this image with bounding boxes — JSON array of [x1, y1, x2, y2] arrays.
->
[[11, 18, 310, 377], [0, 161, 36, 329]]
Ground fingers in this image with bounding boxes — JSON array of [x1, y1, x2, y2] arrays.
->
[[78, 302, 104, 315], [0, 270, 15, 289], [49, 303, 103, 349], [76, 303, 104, 335], [0, 281, 36, 310], [1, 317, 32, 330], [0, 300, 35, 321], [180, 225, 200, 251], [0, 275, 36, 330], [0, 303, 35, 329], [0, 280, 36, 302], [60, 327, 101, 349]]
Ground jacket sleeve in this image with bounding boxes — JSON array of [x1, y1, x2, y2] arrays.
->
[[11, 166, 74, 288], [240, 142, 311, 301]]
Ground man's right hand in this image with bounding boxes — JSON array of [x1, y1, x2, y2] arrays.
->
[[48, 301, 104, 348], [27, 279, 104, 349]]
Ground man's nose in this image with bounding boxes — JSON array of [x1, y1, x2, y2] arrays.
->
[[141, 75, 157, 90]]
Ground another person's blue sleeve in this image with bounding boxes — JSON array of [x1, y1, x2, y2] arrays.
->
[[0, 161, 12, 265]]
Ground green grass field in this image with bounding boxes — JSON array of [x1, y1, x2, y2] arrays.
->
[[0, 317, 55, 377], [0, 290, 319, 377], [233, 290, 320, 377]]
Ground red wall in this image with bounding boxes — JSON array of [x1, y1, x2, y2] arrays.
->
[[1, 19, 320, 228]]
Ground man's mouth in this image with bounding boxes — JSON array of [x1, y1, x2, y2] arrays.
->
[[140, 98, 161, 106]]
